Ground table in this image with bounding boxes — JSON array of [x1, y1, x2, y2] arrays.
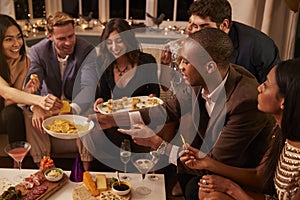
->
[[0, 168, 166, 200]]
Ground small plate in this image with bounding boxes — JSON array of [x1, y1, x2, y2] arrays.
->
[[44, 168, 63, 182], [42, 115, 94, 139], [97, 96, 163, 114]]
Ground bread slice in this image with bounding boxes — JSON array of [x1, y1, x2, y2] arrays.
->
[[83, 171, 100, 197]]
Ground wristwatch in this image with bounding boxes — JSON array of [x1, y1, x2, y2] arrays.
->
[[157, 140, 168, 155]]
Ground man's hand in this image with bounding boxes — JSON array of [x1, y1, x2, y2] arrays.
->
[[88, 113, 116, 130], [179, 145, 208, 170], [93, 98, 104, 112], [23, 78, 40, 94], [161, 49, 172, 65], [118, 124, 163, 149], [32, 106, 51, 133]]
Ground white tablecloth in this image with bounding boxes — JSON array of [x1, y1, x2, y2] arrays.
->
[[0, 168, 166, 200]]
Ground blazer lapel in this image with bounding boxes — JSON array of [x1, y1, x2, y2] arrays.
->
[[49, 46, 62, 88], [201, 66, 240, 153]]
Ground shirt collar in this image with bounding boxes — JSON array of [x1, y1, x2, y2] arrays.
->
[[202, 72, 228, 103], [57, 55, 69, 62]]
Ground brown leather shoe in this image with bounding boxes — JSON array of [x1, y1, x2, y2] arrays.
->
[[171, 181, 183, 196]]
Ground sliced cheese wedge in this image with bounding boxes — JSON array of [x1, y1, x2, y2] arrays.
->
[[96, 174, 107, 191]]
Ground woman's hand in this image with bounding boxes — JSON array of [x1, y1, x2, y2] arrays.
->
[[23, 78, 40, 94], [38, 94, 62, 111], [93, 98, 104, 112], [198, 175, 254, 200]]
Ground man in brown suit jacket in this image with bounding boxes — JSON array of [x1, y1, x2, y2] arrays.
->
[[95, 28, 275, 199]]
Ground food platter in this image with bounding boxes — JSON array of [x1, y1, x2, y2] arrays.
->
[[72, 177, 131, 200], [0, 170, 68, 200], [96, 96, 163, 114], [42, 115, 94, 139]]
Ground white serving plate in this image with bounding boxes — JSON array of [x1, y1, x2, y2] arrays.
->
[[96, 96, 163, 114]]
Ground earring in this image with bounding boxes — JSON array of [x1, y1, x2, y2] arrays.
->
[[280, 105, 284, 110]]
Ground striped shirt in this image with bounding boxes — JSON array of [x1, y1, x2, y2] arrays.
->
[[274, 141, 300, 199]]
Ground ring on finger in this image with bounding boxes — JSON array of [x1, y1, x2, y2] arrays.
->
[[202, 179, 207, 185]]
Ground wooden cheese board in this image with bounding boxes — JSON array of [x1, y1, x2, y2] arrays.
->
[[16, 170, 69, 200]]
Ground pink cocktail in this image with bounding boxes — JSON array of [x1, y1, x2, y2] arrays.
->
[[7, 147, 29, 163], [4, 141, 31, 182]]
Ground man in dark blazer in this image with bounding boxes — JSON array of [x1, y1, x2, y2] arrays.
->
[[185, 0, 280, 84], [114, 28, 275, 200], [24, 12, 94, 170]]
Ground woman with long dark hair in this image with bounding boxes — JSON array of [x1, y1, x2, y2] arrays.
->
[[0, 14, 61, 143], [93, 18, 160, 152]]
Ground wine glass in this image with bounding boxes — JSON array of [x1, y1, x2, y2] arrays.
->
[[148, 150, 160, 181], [131, 153, 154, 195], [4, 141, 31, 182], [120, 139, 131, 180]]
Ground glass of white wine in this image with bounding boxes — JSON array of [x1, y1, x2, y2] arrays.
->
[[120, 139, 131, 180]]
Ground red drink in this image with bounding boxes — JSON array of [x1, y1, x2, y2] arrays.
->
[[7, 147, 29, 162]]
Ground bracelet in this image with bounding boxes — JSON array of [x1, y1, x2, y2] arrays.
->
[[157, 140, 168, 155]]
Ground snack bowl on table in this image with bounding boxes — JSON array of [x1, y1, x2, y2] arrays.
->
[[42, 114, 94, 139], [44, 167, 64, 182], [111, 180, 131, 196]]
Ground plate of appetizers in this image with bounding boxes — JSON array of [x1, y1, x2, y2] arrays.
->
[[96, 96, 163, 114]]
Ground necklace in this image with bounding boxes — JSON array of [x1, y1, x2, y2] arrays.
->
[[115, 63, 128, 76]]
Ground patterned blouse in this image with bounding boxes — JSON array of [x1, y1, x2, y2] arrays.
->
[[274, 141, 300, 199]]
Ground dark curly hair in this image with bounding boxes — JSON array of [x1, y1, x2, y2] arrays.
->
[[189, 0, 232, 27]]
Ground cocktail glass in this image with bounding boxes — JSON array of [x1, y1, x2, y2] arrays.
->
[[4, 141, 31, 182], [148, 150, 160, 181], [131, 153, 154, 195]]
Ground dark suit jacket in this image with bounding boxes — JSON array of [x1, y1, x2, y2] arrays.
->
[[26, 37, 94, 100], [229, 21, 280, 83], [190, 64, 274, 169], [140, 64, 274, 171]]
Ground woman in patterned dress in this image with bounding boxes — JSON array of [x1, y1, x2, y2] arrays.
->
[[180, 58, 300, 199]]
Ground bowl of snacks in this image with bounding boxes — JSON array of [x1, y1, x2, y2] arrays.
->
[[44, 167, 64, 182], [42, 114, 94, 139], [111, 181, 131, 196]]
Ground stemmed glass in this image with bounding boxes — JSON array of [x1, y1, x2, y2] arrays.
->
[[148, 150, 160, 181], [4, 141, 31, 182], [120, 139, 131, 180], [131, 153, 154, 195]]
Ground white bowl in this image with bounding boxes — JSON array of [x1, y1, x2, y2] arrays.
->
[[42, 115, 94, 139], [111, 181, 131, 196], [44, 167, 64, 182]]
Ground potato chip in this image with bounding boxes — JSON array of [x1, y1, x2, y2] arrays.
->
[[46, 119, 88, 134], [60, 100, 71, 113]]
